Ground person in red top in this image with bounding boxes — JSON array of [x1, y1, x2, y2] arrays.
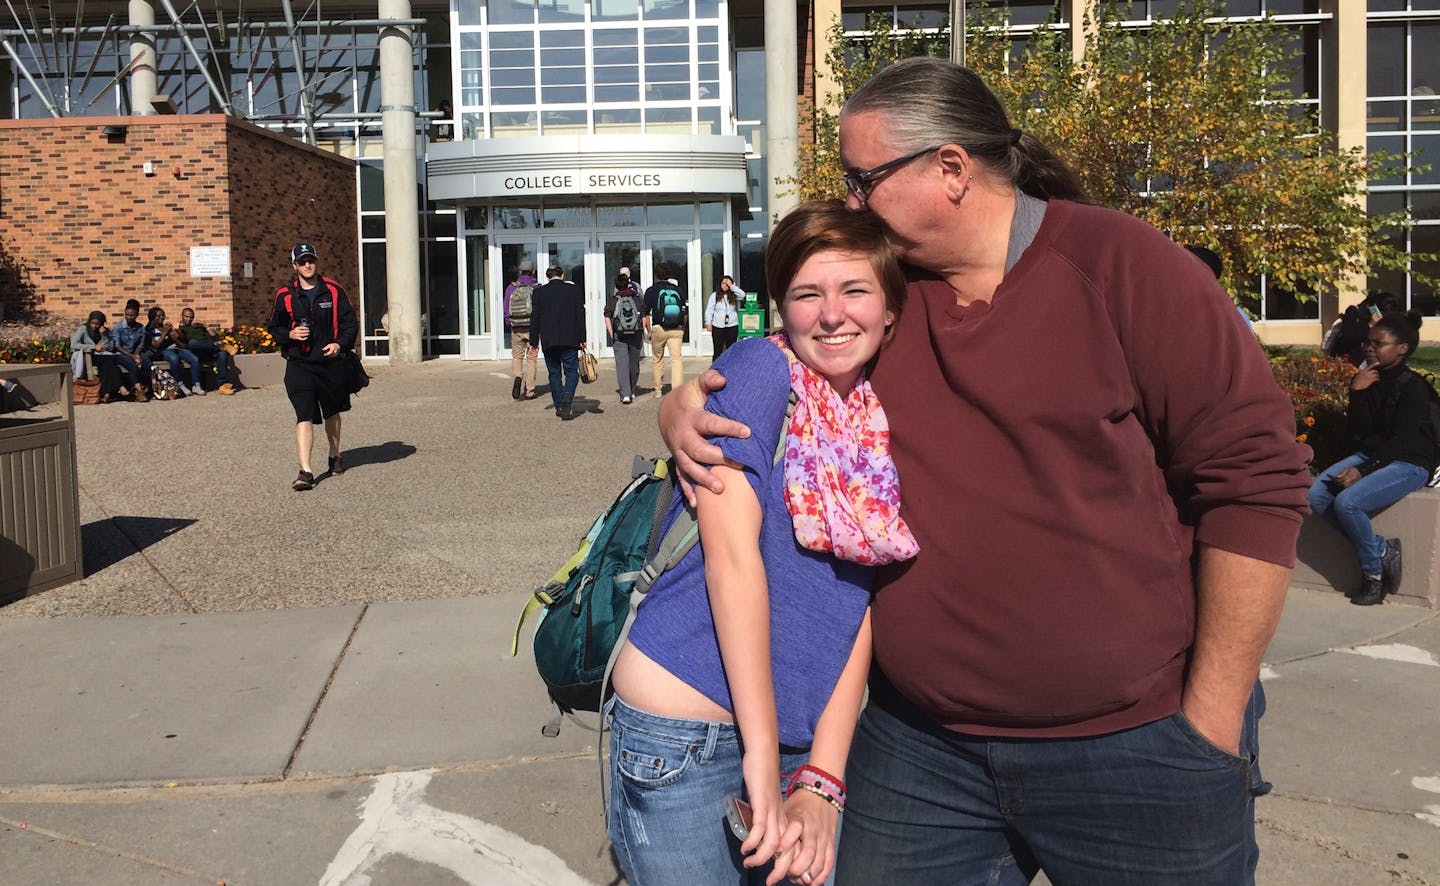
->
[[661, 57, 1310, 884]]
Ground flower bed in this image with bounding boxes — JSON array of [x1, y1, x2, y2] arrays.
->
[[1268, 351, 1356, 473]]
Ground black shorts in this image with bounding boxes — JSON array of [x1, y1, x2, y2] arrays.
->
[[284, 358, 351, 424]]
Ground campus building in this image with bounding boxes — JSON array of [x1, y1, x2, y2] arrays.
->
[[0, 0, 1435, 358]]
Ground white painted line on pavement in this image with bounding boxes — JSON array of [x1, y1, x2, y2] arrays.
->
[[319, 769, 594, 886], [1259, 665, 1280, 681], [1334, 643, 1438, 667]]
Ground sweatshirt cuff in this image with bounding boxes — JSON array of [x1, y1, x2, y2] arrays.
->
[[1194, 504, 1305, 568]]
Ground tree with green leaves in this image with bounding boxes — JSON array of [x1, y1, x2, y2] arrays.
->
[[788, 1, 1426, 306]]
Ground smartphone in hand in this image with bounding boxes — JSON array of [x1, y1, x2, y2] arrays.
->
[[723, 795, 753, 841]]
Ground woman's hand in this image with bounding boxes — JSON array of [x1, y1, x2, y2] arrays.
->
[[738, 752, 795, 874], [657, 369, 751, 504], [774, 790, 839, 886], [1351, 367, 1379, 391], [1334, 466, 1363, 489]]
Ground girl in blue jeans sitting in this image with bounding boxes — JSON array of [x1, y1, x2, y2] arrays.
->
[[606, 201, 918, 886], [1308, 310, 1435, 606]]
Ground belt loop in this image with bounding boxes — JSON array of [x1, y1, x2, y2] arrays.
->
[[699, 720, 721, 762]]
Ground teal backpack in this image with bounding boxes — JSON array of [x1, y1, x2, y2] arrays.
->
[[512, 394, 796, 736]]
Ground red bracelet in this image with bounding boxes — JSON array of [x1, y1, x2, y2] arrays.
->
[[791, 764, 846, 795]]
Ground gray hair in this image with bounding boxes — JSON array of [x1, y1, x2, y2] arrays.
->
[[842, 57, 1084, 202]]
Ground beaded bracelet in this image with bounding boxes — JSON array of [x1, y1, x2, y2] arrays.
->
[[792, 781, 845, 813]]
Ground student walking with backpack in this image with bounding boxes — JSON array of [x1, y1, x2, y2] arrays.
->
[[530, 264, 587, 421], [705, 275, 743, 361], [606, 272, 645, 404], [505, 260, 540, 400], [1308, 311, 1437, 606], [607, 202, 918, 886], [643, 261, 688, 398]]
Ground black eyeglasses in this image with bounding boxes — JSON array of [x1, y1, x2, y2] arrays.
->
[[1363, 337, 1399, 349], [842, 145, 944, 202]]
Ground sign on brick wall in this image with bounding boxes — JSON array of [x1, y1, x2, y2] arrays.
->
[[189, 246, 231, 277]]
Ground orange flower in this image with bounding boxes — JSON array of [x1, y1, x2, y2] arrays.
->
[[1297, 433, 1308, 443], [1304, 415, 1316, 427]]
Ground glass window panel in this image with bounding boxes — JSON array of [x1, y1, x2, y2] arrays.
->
[[1369, 100, 1405, 132], [699, 63, 719, 83], [461, 64, 483, 83], [697, 106, 721, 134], [598, 204, 645, 226], [897, 5, 947, 26], [594, 0, 641, 20], [596, 65, 640, 84], [1368, 135, 1406, 184], [1150, 0, 1181, 17], [543, 109, 590, 132], [492, 32, 535, 50], [539, 0, 586, 22], [747, 157, 767, 208], [428, 213, 458, 239], [1415, 24, 1440, 97], [1368, 24, 1405, 97], [736, 50, 766, 118], [647, 107, 692, 130], [1410, 191, 1440, 220], [492, 69, 536, 87], [1416, 95, 1440, 130], [459, 2, 483, 25], [699, 25, 718, 42], [544, 49, 587, 67], [491, 49, 536, 68], [425, 240, 460, 340], [596, 46, 639, 65], [543, 66, 587, 85], [462, 32, 482, 50], [647, 45, 690, 64], [1280, 26, 1318, 100], [464, 207, 489, 230], [489, 0, 536, 25], [647, 83, 692, 100], [1415, 0, 1440, 8], [1369, 0, 1405, 10], [462, 112, 485, 138], [362, 242, 389, 338], [644, 0, 689, 19], [695, 0, 719, 17], [360, 161, 385, 211], [699, 43, 719, 62], [699, 201, 725, 226], [596, 107, 642, 130], [361, 215, 386, 239], [494, 206, 540, 228], [645, 27, 689, 45], [595, 28, 639, 45], [596, 85, 641, 101], [492, 111, 538, 135], [542, 86, 587, 103], [1369, 190, 1406, 218], [541, 31, 585, 48], [1413, 135, 1440, 184], [1411, 226, 1440, 314], [648, 203, 694, 226], [647, 63, 691, 83], [493, 86, 537, 104], [543, 205, 593, 227]]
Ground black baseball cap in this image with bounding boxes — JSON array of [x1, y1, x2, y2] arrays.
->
[[291, 243, 318, 263]]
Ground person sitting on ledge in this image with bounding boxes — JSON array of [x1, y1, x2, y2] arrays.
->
[[174, 307, 238, 395]]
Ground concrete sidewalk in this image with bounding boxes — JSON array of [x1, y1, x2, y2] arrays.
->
[[1, 360, 1438, 885]]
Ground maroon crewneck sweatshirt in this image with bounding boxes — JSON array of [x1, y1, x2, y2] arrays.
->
[[868, 199, 1311, 738]]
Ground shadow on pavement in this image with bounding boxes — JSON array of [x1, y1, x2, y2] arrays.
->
[[341, 440, 417, 470], [82, 516, 197, 575]]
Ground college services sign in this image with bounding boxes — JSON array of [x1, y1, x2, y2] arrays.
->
[[425, 133, 748, 201]]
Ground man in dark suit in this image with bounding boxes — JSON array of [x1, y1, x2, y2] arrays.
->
[[529, 264, 587, 420]]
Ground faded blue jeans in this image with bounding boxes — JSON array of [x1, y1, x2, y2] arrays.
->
[[1308, 453, 1429, 575], [834, 683, 1268, 885], [606, 696, 822, 886], [157, 347, 203, 388]]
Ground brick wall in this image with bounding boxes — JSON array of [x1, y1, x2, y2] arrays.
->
[[0, 115, 356, 330]]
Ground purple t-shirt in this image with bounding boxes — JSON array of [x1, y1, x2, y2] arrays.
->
[[627, 337, 874, 747]]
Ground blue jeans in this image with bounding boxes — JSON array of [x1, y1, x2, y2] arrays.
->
[[158, 347, 203, 388], [607, 696, 819, 886], [834, 686, 1265, 885], [113, 352, 149, 385], [543, 346, 579, 408], [187, 340, 234, 382], [1308, 454, 1428, 575]]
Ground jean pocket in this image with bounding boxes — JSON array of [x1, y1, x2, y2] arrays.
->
[[615, 732, 695, 789], [1168, 713, 1250, 769]]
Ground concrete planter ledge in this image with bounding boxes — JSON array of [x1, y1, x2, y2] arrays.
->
[[1292, 486, 1440, 608]]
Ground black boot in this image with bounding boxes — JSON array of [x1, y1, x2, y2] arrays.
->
[[1380, 537, 1403, 595], [560, 393, 576, 420], [512, 377, 523, 400], [1351, 575, 1386, 606]]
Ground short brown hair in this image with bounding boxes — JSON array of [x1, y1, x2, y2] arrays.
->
[[764, 200, 906, 323]]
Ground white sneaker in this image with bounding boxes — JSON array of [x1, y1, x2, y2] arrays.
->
[[191, 385, 206, 396], [621, 396, 632, 404]]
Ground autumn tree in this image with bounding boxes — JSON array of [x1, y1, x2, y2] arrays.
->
[[788, 1, 1425, 306]]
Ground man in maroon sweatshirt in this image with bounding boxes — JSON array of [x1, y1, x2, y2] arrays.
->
[[663, 58, 1310, 885]]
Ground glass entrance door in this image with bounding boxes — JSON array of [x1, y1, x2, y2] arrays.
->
[[647, 237, 694, 349], [599, 237, 642, 356]]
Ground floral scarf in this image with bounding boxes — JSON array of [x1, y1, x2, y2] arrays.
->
[[768, 333, 919, 566]]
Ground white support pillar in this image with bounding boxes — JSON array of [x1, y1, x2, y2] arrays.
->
[[765, 0, 799, 225], [379, 0, 422, 364], [129, 0, 157, 115], [1324, 0, 1368, 320]]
